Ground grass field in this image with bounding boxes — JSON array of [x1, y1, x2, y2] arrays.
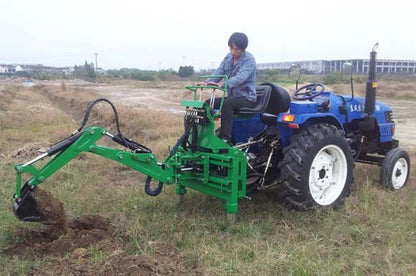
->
[[0, 80, 415, 275]]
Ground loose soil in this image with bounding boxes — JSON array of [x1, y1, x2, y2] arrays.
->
[[4, 189, 186, 275], [32, 250, 185, 276], [10, 142, 49, 161], [32, 188, 67, 238]]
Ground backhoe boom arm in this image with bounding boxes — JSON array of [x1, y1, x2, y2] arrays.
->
[[14, 126, 173, 199]]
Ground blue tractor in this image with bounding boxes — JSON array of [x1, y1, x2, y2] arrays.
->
[[12, 44, 411, 224], [232, 43, 410, 209]]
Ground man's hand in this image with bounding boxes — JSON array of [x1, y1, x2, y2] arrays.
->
[[196, 81, 221, 87], [206, 82, 221, 87]]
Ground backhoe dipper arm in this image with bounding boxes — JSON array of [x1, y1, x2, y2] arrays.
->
[[14, 126, 173, 200]]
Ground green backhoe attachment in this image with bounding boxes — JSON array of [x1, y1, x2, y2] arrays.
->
[[13, 75, 248, 223]]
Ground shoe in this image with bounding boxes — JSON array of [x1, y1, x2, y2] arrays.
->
[[219, 135, 233, 146], [215, 127, 221, 136], [222, 139, 233, 146]]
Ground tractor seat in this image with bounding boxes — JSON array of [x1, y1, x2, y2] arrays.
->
[[238, 83, 290, 117], [238, 85, 272, 115]]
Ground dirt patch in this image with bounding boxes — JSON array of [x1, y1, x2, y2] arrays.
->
[[68, 214, 111, 231], [90, 85, 185, 114], [28, 102, 57, 112], [33, 188, 67, 232], [11, 142, 49, 161], [4, 214, 113, 258], [380, 97, 416, 150], [31, 248, 186, 276], [5, 189, 186, 275], [5, 215, 186, 275]]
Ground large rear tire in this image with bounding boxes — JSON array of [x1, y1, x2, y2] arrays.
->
[[279, 123, 354, 209]]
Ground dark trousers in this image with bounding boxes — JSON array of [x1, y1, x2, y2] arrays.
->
[[206, 96, 256, 139]]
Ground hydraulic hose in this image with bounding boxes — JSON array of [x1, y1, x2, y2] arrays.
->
[[144, 176, 163, 196], [76, 98, 127, 146], [75, 98, 151, 153]]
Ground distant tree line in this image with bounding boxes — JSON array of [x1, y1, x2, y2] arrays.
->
[[0, 63, 199, 81], [73, 62, 96, 79], [1, 64, 382, 85]]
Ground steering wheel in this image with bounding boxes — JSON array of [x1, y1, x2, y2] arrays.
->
[[293, 83, 326, 100]]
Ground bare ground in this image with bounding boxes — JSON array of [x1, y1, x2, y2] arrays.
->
[[4, 189, 186, 275], [379, 97, 416, 149], [90, 85, 185, 114]]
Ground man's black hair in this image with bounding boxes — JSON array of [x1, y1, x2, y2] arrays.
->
[[228, 32, 248, 51]]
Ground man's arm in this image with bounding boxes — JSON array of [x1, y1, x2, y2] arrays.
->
[[227, 57, 256, 89], [206, 57, 227, 83]]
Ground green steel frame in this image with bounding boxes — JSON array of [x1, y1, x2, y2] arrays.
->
[[14, 75, 248, 215]]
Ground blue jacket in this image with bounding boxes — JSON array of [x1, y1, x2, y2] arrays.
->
[[209, 51, 257, 102]]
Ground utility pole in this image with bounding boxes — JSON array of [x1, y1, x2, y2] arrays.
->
[[94, 53, 98, 72]]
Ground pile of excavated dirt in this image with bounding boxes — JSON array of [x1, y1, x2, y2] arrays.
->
[[11, 142, 49, 161], [4, 214, 114, 258], [6, 214, 186, 275], [5, 188, 186, 275], [31, 247, 186, 276], [33, 188, 67, 236]]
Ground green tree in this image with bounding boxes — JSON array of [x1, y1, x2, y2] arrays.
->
[[73, 61, 96, 80], [178, 66, 194, 78]]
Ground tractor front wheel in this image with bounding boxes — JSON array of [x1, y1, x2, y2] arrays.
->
[[279, 123, 354, 209], [380, 148, 410, 190]]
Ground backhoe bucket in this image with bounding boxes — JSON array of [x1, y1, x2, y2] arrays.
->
[[13, 184, 64, 225], [14, 184, 47, 223]]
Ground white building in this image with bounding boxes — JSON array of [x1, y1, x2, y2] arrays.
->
[[0, 66, 7, 73], [257, 59, 416, 74]]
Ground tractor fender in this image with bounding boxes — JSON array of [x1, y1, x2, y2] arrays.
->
[[277, 113, 343, 148], [297, 114, 343, 130]]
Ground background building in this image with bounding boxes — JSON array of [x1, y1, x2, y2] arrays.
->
[[257, 59, 416, 74]]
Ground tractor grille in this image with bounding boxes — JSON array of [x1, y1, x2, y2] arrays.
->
[[385, 111, 394, 123], [380, 125, 391, 136]]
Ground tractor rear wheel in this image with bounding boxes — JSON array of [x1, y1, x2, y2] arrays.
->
[[279, 123, 354, 209], [380, 148, 410, 190]]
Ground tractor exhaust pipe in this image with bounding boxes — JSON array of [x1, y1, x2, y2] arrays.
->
[[364, 43, 378, 116]]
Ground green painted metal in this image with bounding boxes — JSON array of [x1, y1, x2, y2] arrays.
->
[[185, 75, 228, 119], [15, 127, 174, 198], [14, 75, 248, 215], [180, 100, 205, 108]]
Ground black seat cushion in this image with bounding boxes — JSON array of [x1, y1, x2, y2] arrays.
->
[[238, 85, 272, 115], [238, 83, 290, 115], [261, 82, 290, 115]]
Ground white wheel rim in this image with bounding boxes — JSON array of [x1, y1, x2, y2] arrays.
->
[[391, 157, 408, 189], [309, 144, 348, 206]]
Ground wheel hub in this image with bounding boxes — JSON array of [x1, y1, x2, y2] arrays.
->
[[395, 168, 402, 177], [319, 168, 326, 179], [309, 145, 348, 206], [392, 158, 408, 189]]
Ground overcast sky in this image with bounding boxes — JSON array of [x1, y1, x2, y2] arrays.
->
[[0, 0, 415, 70]]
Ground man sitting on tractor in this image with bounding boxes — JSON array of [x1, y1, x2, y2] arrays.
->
[[200, 32, 257, 144]]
